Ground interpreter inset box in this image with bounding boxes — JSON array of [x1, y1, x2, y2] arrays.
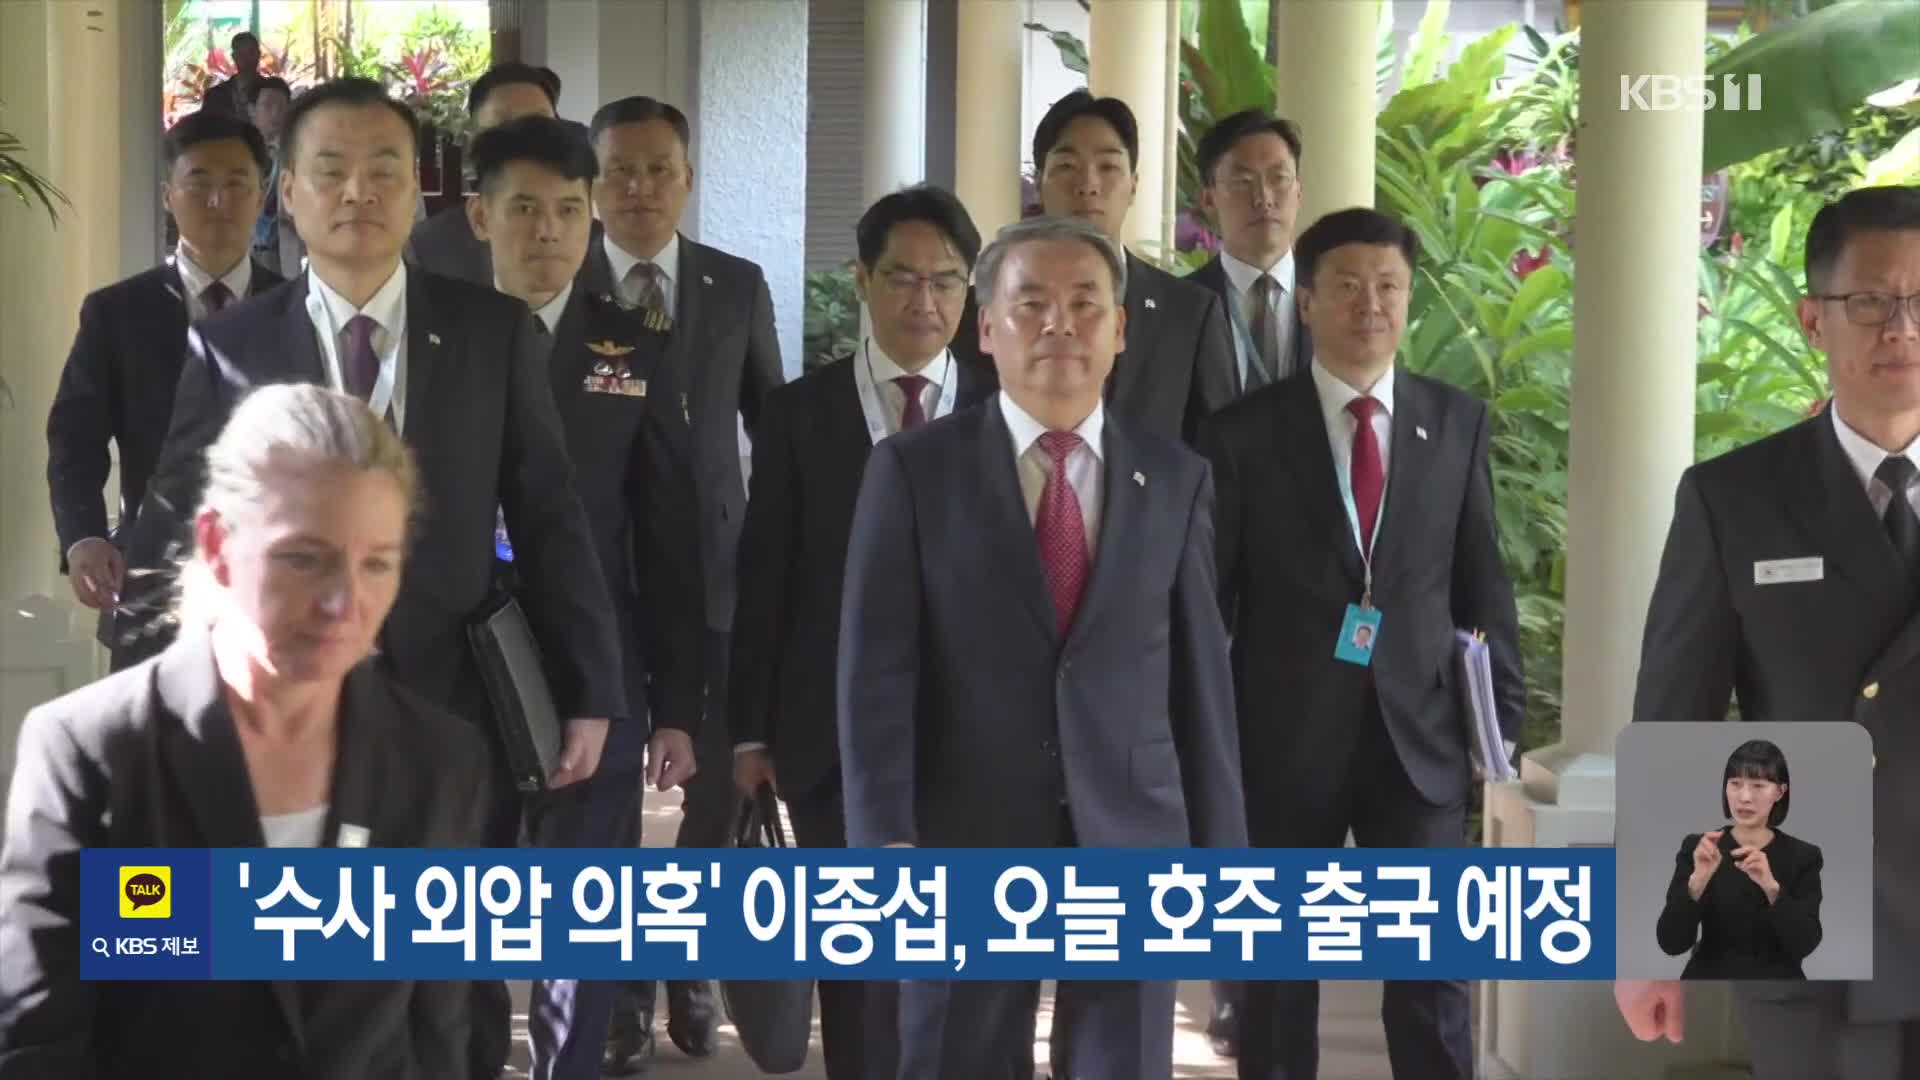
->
[[1614, 722, 1872, 981]]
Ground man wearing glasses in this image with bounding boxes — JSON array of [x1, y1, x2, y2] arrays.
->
[[1622, 185, 1920, 1080], [46, 110, 283, 641], [1188, 109, 1312, 400]]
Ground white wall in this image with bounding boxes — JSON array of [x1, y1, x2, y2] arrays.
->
[[1022, 0, 1089, 179], [697, 0, 808, 381]]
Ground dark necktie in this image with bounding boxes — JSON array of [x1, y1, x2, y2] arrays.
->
[[342, 314, 380, 402], [1876, 455, 1920, 583], [894, 374, 928, 431], [1347, 396, 1385, 556], [202, 280, 233, 315], [1035, 431, 1090, 635], [1248, 276, 1284, 388], [627, 262, 667, 317]]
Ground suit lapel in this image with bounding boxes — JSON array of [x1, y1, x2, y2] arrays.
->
[[245, 261, 282, 297], [1067, 419, 1140, 647], [669, 237, 710, 413], [317, 664, 390, 851], [1111, 252, 1154, 408], [152, 631, 306, 1045], [402, 274, 442, 436], [551, 285, 589, 375], [1371, 372, 1432, 585], [1279, 375, 1365, 584], [271, 276, 327, 384], [1788, 416, 1904, 598], [979, 403, 1061, 640]]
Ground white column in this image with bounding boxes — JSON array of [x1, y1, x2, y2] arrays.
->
[[953, 0, 1022, 238], [864, 0, 928, 203], [1480, 2, 1750, 1078], [1273, 0, 1379, 224], [1087, 0, 1172, 255]]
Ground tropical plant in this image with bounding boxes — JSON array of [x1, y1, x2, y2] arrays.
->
[[0, 126, 69, 225], [804, 268, 861, 371]]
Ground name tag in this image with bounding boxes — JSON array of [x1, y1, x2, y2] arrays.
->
[[582, 374, 647, 398], [1754, 557, 1823, 585]]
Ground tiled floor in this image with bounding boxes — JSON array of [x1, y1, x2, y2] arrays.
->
[[502, 789, 1396, 1080]]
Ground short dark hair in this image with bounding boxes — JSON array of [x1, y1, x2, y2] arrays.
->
[[163, 109, 271, 180], [1805, 186, 1920, 294], [468, 115, 599, 197], [589, 97, 692, 153], [280, 78, 420, 171], [247, 76, 292, 108], [1294, 207, 1420, 290], [856, 184, 983, 271], [1197, 108, 1303, 186], [1721, 739, 1791, 826], [1032, 91, 1139, 173], [467, 62, 561, 117], [231, 31, 259, 51]]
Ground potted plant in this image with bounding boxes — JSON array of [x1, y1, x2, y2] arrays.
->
[[1, 117, 70, 409]]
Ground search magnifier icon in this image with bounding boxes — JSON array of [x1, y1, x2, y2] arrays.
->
[[90, 937, 110, 958]]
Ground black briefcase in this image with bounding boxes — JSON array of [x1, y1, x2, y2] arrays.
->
[[719, 788, 816, 1073], [466, 592, 564, 792]]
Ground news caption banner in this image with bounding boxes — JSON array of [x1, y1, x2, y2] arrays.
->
[[82, 848, 1613, 981]]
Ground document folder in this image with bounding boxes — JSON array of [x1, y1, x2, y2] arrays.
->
[[468, 593, 564, 792], [1454, 629, 1517, 783]]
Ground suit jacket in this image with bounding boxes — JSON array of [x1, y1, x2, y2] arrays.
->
[[1198, 371, 1525, 825], [729, 355, 993, 800], [582, 236, 784, 640], [45, 259, 283, 572], [1184, 254, 1312, 394], [200, 77, 247, 117], [403, 206, 607, 290], [1656, 829, 1823, 980], [836, 399, 1246, 850], [1634, 412, 1920, 1022], [117, 269, 628, 730], [0, 628, 492, 1079], [542, 285, 705, 731]]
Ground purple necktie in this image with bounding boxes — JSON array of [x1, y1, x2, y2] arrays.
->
[[895, 374, 929, 431], [343, 314, 379, 402], [202, 281, 233, 314]]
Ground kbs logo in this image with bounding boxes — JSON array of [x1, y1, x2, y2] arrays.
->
[[1620, 74, 1763, 112], [119, 865, 171, 919]]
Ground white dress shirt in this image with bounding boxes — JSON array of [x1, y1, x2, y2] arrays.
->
[[175, 248, 253, 322], [306, 262, 409, 431], [999, 392, 1105, 555], [1311, 357, 1395, 559], [1831, 402, 1920, 517], [605, 231, 681, 313], [497, 278, 575, 337], [1221, 249, 1295, 386], [858, 337, 950, 436], [259, 804, 328, 849]]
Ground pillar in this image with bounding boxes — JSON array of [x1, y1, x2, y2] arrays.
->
[[1088, 0, 1173, 255], [1480, 2, 1748, 1078], [864, 0, 929, 203], [953, 0, 1023, 237], [1272, 0, 1379, 223]]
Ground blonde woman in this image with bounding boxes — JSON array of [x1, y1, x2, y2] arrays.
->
[[0, 384, 491, 1078]]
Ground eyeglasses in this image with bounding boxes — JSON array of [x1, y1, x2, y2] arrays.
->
[[879, 269, 968, 299], [175, 178, 261, 200], [1220, 171, 1298, 199], [1814, 292, 1920, 327]]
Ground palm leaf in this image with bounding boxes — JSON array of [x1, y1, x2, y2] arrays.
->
[[0, 129, 70, 225]]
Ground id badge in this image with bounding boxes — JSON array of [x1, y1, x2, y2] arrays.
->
[[1335, 604, 1382, 666]]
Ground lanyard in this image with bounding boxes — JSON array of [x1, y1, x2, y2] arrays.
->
[[1336, 416, 1385, 609], [855, 339, 956, 446]]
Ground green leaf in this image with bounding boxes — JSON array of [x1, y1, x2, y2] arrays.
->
[[1197, 0, 1272, 117], [1494, 384, 1560, 415], [1702, 0, 1920, 173], [1861, 126, 1920, 186], [1502, 266, 1568, 337], [1023, 22, 1089, 75], [1767, 202, 1797, 264], [1502, 325, 1575, 366], [1401, 0, 1453, 88]]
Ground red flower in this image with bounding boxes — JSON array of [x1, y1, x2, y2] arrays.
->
[[1729, 231, 1744, 257], [1510, 245, 1552, 279]]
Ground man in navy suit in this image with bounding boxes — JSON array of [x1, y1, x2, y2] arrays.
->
[[838, 214, 1246, 1079], [46, 109, 282, 638], [731, 183, 990, 1080], [117, 78, 627, 1080]]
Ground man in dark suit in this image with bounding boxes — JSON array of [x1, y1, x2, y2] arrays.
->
[[1619, 186, 1920, 1080], [200, 31, 261, 117], [46, 109, 281, 638], [731, 183, 989, 1080], [839, 214, 1246, 1080], [1197, 208, 1525, 1080], [951, 92, 1235, 446], [465, 114, 706, 1080], [116, 78, 628, 1080], [405, 62, 567, 286], [1187, 108, 1312, 400], [584, 94, 786, 1066]]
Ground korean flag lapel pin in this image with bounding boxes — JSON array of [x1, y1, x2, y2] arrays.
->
[[1144, 296, 1157, 311], [702, 274, 714, 286], [428, 332, 442, 347], [336, 823, 370, 848], [1133, 471, 1146, 487], [1415, 424, 1429, 441]]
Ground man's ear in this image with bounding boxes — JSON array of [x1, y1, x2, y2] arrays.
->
[[853, 262, 871, 306], [466, 193, 490, 245]]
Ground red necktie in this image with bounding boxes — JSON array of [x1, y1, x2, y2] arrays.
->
[[1035, 431, 1089, 635], [1347, 396, 1384, 556], [202, 281, 233, 314], [894, 374, 928, 431]]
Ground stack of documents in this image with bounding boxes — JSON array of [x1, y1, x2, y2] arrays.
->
[[1455, 629, 1517, 783]]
